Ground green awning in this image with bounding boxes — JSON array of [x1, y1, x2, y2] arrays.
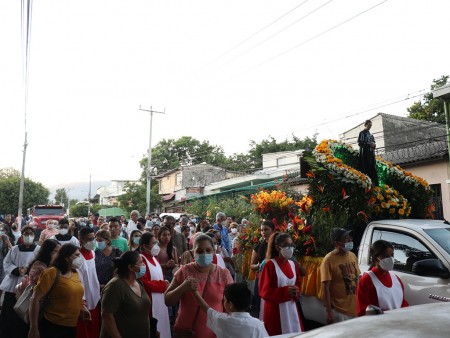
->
[[97, 207, 126, 217]]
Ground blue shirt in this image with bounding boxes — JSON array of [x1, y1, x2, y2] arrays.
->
[[213, 223, 231, 255]]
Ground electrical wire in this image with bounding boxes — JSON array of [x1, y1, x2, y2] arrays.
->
[[209, 0, 311, 64], [236, 0, 389, 77], [218, 0, 335, 68]]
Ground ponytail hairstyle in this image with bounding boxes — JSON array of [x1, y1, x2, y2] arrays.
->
[[113, 250, 140, 278], [266, 232, 291, 260], [369, 240, 393, 270], [138, 232, 155, 253], [261, 220, 275, 231]]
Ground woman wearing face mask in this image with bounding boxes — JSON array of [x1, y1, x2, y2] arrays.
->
[[205, 232, 226, 268], [53, 219, 80, 247], [259, 232, 304, 336], [38, 220, 59, 245], [165, 234, 233, 338], [0, 226, 40, 337], [128, 229, 142, 251], [94, 230, 122, 289], [100, 250, 151, 338], [28, 244, 89, 338], [228, 222, 239, 253], [356, 240, 408, 316], [139, 232, 170, 338]]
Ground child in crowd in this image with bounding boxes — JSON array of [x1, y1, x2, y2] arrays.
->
[[192, 282, 268, 338]]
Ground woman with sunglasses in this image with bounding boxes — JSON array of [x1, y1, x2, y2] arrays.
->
[[259, 232, 304, 336]]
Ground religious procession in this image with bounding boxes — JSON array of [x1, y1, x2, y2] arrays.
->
[[1, 125, 447, 338]]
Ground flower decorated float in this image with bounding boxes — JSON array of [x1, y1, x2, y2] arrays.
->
[[235, 139, 434, 300]]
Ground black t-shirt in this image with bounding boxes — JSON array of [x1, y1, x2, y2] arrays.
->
[[253, 241, 268, 264]]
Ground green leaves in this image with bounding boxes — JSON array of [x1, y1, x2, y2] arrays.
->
[[0, 175, 49, 215]]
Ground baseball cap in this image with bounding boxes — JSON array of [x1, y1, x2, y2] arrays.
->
[[331, 228, 352, 242]]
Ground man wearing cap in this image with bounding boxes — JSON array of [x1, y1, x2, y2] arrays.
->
[[320, 228, 360, 324]]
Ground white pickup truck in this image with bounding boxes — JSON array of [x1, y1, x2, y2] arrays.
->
[[302, 219, 450, 324]]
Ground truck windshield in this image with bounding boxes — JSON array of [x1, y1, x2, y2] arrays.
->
[[34, 208, 64, 216], [424, 228, 450, 255]]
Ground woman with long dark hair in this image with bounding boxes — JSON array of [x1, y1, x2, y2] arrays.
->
[[28, 243, 89, 338], [249, 220, 275, 318], [259, 232, 304, 335], [99, 250, 151, 338], [356, 240, 408, 316], [139, 232, 170, 338], [157, 227, 178, 281]]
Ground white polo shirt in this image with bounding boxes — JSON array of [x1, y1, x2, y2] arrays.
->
[[207, 308, 268, 338]]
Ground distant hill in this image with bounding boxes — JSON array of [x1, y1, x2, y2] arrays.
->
[[48, 181, 111, 202]]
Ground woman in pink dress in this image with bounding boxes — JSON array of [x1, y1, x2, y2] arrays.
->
[[165, 234, 233, 338]]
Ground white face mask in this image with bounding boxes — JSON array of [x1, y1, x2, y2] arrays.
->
[[379, 256, 395, 271], [59, 228, 69, 236], [231, 228, 238, 234], [84, 241, 95, 251], [72, 256, 84, 269], [280, 246, 294, 259], [23, 235, 35, 245], [151, 244, 161, 257], [214, 244, 219, 252], [221, 221, 227, 227]]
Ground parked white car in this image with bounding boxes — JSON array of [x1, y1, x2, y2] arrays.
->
[[302, 219, 450, 324], [296, 302, 450, 338]]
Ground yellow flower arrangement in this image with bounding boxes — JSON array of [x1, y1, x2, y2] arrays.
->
[[372, 185, 411, 219], [250, 190, 294, 215]]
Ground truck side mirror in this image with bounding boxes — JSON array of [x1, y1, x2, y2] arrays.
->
[[412, 259, 450, 279]]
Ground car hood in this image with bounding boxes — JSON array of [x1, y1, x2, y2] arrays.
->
[[283, 302, 450, 338]]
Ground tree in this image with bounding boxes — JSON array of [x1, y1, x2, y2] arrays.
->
[[0, 176, 49, 215], [70, 203, 89, 217], [117, 182, 162, 215], [407, 75, 449, 123], [0, 168, 21, 179], [248, 134, 318, 169], [140, 136, 229, 175], [54, 188, 69, 206]]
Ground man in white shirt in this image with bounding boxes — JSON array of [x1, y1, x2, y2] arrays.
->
[[126, 210, 140, 236]]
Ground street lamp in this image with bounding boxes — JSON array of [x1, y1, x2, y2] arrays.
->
[[139, 106, 165, 215]]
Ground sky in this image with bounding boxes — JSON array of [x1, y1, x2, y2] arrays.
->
[[1, 0, 449, 188]]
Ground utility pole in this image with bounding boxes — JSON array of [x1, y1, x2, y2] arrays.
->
[[139, 105, 165, 215], [87, 174, 92, 216], [18, 0, 33, 228]]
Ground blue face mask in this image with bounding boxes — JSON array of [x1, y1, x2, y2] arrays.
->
[[96, 241, 106, 251], [343, 242, 354, 252], [196, 253, 214, 267], [132, 237, 140, 245], [135, 265, 146, 279]]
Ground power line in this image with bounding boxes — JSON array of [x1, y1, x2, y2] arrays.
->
[[218, 0, 335, 68], [209, 0, 311, 63], [236, 0, 389, 77]]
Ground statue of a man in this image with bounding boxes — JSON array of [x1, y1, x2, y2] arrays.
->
[[358, 120, 379, 186]]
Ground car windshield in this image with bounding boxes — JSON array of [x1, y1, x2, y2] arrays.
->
[[34, 208, 64, 216], [424, 228, 450, 255]]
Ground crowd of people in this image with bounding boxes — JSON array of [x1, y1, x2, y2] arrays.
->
[[0, 212, 409, 338]]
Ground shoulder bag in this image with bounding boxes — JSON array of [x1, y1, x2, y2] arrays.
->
[[14, 269, 61, 324], [172, 266, 213, 338]]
